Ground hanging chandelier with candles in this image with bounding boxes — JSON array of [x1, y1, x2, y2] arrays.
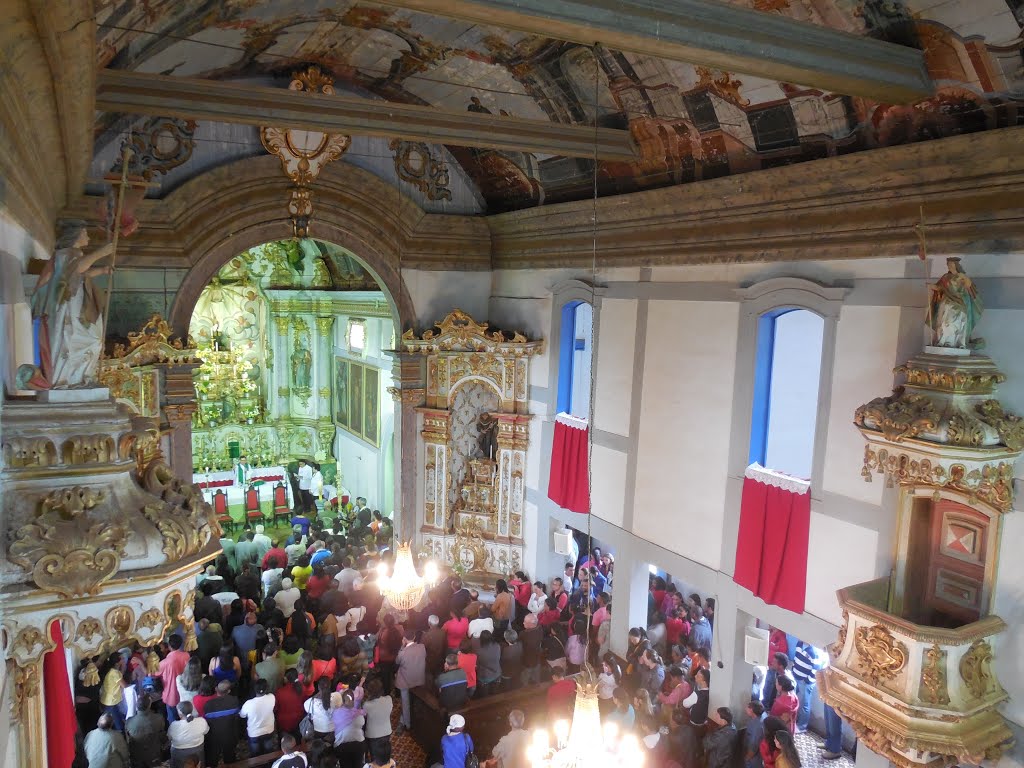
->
[[376, 542, 438, 611], [527, 668, 644, 768]]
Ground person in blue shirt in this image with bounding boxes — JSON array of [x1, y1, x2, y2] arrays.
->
[[744, 700, 767, 768], [792, 641, 825, 732], [440, 714, 473, 768], [290, 513, 311, 538]]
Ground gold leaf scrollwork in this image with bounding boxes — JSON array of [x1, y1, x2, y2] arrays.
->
[[12, 627, 46, 655], [832, 610, 849, 657], [8, 487, 127, 599], [947, 412, 986, 448], [975, 400, 1024, 451], [76, 618, 103, 643], [694, 66, 751, 106], [7, 660, 40, 723], [105, 605, 135, 642], [920, 643, 950, 705], [959, 639, 994, 699], [854, 624, 908, 684], [136, 608, 164, 632], [854, 388, 939, 442], [141, 462, 217, 560]]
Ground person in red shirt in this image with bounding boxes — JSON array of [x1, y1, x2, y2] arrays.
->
[[537, 597, 561, 628], [274, 669, 305, 739], [191, 677, 217, 717], [546, 667, 577, 719], [770, 675, 800, 734], [305, 565, 332, 601], [158, 635, 191, 722], [443, 609, 469, 651], [665, 608, 687, 646], [768, 628, 788, 659], [650, 576, 667, 611], [550, 578, 569, 614], [457, 638, 478, 696], [261, 544, 288, 571], [509, 572, 532, 623]]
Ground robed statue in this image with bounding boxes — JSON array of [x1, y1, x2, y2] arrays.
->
[[28, 221, 113, 388], [476, 412, 499, 459], [291, 342, 312, 389], [927, 257, 983, 349]]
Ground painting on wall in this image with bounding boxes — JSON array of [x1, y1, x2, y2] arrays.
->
[[334, 357, 350, 428], [350, 360, 364, 438], [364, 367, 379, 447]]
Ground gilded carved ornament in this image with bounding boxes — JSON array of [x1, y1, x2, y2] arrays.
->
[[895, 362, 1004, 394], [694, 66, 751, 106], [142, 462, 219, 558], [76, 618, 103, 643], [136, 608, 164, 632], [854, 624, 908, 684], [975, 400, 1024, 451], [7, 660, 40, 723], [105, 313, 196, 364], [2, 437, 57, 468], [959, 639, 995, 699], [860, 445, 1014, 513], [8, 487, 128, 599], [854, 388, 939, 442], [919, 644, 950, 706], [12, 627, 47, 657]]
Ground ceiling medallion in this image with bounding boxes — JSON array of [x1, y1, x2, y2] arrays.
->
[[260, 66, 351, 238]]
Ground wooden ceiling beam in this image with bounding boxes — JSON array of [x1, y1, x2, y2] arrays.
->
[[96, 70, 637, 160], [372, 0, 932, 102]]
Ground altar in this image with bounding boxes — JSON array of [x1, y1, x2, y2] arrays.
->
[[404, 311, 543, 585]]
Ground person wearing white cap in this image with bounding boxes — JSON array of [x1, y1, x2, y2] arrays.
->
[[253, 524, 272, 561], [438, 714, 474, 768]]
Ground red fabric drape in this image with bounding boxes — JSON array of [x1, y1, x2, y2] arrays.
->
[[733, 464, 810, 613], [43, 620, 76, 768], [548, 414, 590, 513]]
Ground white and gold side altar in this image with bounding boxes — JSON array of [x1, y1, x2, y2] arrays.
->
[[403, 310, 542, 584]]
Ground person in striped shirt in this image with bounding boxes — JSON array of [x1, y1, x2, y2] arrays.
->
[[791, 641, 825, 733]]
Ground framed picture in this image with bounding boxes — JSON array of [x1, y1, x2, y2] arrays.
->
[[334, 357, 350, 428], [349, 361, 364, 437], [363, 366, 379, 446]]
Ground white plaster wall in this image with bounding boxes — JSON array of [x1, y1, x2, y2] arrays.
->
[[977, 309, 1024, 478], [992, 511, 1024, 728], [822, 305, 902, 504], [804, 511, 880, 624], [593, 298, 638, 436], [591, 444, 628, 528], [632, 300, 740, 571], [403, 269, 491, 329], [650, 256, 912, 283]]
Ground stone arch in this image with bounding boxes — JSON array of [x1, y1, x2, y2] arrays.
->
[[160, 156, 424, 337]]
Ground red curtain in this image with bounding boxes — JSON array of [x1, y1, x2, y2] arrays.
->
[[548, 413, 590, 513], [733, 463, 811, 613], [43, 620, 76, 768]]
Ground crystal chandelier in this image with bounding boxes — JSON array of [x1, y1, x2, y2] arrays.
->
[[376, 542, 438, 611], [528, 672, 644, 768]]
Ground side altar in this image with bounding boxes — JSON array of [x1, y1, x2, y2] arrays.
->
[[402, 310, 542, 584]]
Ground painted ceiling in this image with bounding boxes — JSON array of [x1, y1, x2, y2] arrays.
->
[[94, 0, 1024, 213]]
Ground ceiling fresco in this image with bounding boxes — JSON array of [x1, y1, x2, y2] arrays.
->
[[94, 0, 1024, 213]]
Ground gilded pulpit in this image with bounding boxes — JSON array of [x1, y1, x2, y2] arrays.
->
[[402, 310, 542, 584]]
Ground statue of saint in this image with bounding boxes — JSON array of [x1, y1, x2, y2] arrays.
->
[[291, 340, 312, 388], [476, 412, 499, 459], [29, 221, 113, 388], [927, 257, 983, 349]]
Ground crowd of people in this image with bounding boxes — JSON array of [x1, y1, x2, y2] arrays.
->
[[73, 514, 831, 768]]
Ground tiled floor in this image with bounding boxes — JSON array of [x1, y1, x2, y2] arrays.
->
[[795, 728, 855, 768]]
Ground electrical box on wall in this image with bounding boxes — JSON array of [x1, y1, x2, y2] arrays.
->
[[553, 529, 573, 556], [744, 626, 770, 666]]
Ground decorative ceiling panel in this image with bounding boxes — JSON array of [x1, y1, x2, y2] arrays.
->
[[95, 0, 1024, 212]]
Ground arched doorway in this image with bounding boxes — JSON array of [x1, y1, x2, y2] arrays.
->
[[182, 237, 400, 532]]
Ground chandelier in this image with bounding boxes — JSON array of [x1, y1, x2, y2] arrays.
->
[[376, 542, 438, 610], [528, 672, 644, 768]]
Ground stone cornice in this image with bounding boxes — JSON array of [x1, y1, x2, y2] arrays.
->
[[487, 126, 1024, 269], [66, 156, 492, 271]]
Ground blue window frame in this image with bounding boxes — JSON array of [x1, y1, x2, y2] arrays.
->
[[557, 301, 593, 418], [749, 308, 824, 480]]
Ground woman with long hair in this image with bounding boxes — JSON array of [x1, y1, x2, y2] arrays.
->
[[375, 613, 404, 693], [175, 655, 203, 704], [332, 688, 366, 768], [209, 645, 241, 686], [363, 676, 393, 759], [286, 598, 316, 641], [624, 627, 650, 691], [773, 729, 802, 768], [633, 688, 658, 736], [191, 676, 217, 717], [273, 668, 306, 739], [759, 716, 788, 768], [294, 651, 316, 698], [597, 655, 622, 715], [492, 579, 513, 634], [304, 675, 336, 743]]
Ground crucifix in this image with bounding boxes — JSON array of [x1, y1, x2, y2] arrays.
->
[[87, 142, 160, 380]]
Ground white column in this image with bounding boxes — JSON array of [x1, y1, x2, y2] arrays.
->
[[610, 557, 651, 658]]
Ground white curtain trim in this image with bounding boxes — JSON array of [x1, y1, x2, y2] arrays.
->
[[744, 462, 811, 495], [555, 412, 589, 430]]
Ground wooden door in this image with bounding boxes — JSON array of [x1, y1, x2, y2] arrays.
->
[[925, 500, 988, 626]]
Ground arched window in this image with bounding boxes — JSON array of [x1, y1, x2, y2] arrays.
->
[[557, 300, 593, 418], [749, 308, 825, 480]]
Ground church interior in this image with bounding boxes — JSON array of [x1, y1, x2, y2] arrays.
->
[[2, 1, 1024, 768]]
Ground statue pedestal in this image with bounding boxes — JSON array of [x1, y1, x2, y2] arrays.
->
[[924, 345, 971, 357], [37, 386, 110, 402]]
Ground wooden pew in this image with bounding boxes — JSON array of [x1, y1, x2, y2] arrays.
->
[[410, 683, 550, 761]]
